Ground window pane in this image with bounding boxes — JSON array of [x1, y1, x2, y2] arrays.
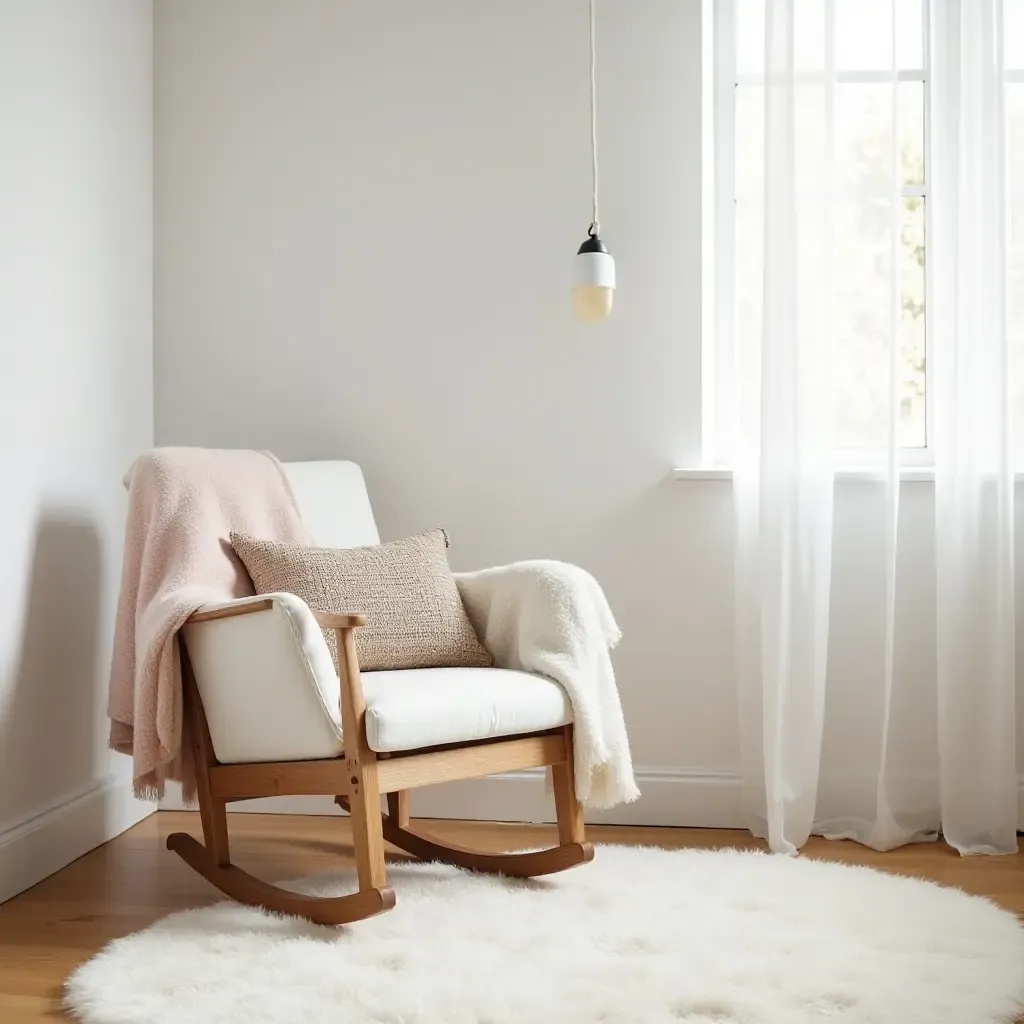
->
[[836, 0, 923, 71], [792, 0, 827, 73], [1009, 85, 1024, 450], [738, 84, 925, 203], [1007, 2, 1024, 70], [737, 83, 844, 203], [739, 0, 924, 77], [736, 0, 765, 76], [735, 201, 764, 387], [735, 86, 764, 204], [733, 195, 925, 449], [898, 82, 925, 186], [834, 197, 925, 448], [836, 82, 925, 195], [736, 0, 830, 75], [899, 198, 927, 447]]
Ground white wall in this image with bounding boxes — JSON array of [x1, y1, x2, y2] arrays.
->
[[154, 0, 725, 824], [0, 0, 155, 899], [153, 0, 1024, 827]]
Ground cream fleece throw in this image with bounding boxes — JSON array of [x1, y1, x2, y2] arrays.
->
[[108, 448, 309, 801], [454, 561, 639, 809]]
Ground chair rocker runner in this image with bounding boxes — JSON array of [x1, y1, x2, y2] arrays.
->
[[168, 606, 594, 926]]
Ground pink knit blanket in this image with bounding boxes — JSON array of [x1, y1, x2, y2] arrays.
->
[[108, 448, 310, 800]]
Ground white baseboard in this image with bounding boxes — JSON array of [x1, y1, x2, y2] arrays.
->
[[159, 766, 745, 829], [0, 773, 156, 904]]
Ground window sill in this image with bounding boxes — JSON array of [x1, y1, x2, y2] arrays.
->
[[673, 466, 940, 482]]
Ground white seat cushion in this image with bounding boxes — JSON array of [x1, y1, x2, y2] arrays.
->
[[360, 667, 573, 753]]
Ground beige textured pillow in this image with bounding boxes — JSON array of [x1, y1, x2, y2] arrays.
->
[[229, 528, 492, 672]]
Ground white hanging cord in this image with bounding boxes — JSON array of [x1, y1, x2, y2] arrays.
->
[[589, 0, 600, 236]]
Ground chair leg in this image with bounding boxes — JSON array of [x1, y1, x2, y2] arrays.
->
[[348, 759, 388, 892], [199, 794, 231, 867], [552, 725, 586, 845], [387, 791, 410, 828], [335, 624, 389, 894], [183, 645, 231, 868]]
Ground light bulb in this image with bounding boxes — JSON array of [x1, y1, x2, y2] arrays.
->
[[572, 232, 615, 324], [572, 286, 614, 324]]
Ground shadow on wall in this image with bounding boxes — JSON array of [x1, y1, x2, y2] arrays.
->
[[0, 511, 105, 828]]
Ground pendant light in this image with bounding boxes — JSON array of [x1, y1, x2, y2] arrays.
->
[[572, 0, 615, 324]]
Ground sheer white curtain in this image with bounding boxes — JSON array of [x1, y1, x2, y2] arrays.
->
[[732, 0, 1018, 854], [930, 0, 1018, 854], [733, 0, 838, 856]]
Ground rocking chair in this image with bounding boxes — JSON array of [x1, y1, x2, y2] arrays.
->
[[168, 460, 593, 925]]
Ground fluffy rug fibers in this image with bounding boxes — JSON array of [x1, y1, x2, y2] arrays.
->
[[66, 844, 1024, 1024]]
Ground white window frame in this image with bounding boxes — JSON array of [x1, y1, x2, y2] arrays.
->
[[701, 0, 936, 471]]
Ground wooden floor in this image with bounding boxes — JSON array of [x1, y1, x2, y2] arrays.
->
[[1, 811, 1022, 1022]]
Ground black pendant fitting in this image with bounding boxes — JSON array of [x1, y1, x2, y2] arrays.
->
[[577, 233, 609, 255]]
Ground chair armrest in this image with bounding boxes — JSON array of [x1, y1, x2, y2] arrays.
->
[[310, 609, 367, 629], [188, 598, 366, 630], [187, 595, 278, 624]]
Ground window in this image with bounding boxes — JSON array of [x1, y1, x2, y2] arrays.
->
[[705, 0, 1024, 466]]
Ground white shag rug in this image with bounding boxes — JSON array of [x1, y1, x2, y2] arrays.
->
[[66, 844, 1024, 1024]]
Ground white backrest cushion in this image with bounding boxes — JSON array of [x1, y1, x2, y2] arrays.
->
[[282, 460, 380, 548]]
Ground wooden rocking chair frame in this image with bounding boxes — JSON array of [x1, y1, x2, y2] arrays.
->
[[167, 605, 594, 926]]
